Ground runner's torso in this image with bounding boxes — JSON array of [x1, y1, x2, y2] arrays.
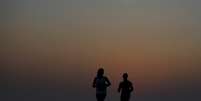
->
[[95, 76, 107, 94]]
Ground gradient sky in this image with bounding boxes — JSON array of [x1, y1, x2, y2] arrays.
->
[[1, 0, 201, 101]]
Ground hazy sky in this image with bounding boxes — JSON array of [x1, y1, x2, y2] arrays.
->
[[2, 0, 201, 101]]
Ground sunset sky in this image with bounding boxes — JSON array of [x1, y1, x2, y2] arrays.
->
[[2, 0, 201, 101]]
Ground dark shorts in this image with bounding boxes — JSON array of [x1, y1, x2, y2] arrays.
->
[[121, 93, 130, 101], [96, 93, 106, 101]]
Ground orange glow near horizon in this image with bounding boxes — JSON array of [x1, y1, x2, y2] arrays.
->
[[2, 0, 201, 98]]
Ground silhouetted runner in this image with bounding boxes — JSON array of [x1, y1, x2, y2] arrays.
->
[[92, 68, 111, 101], [118, 73, 134, 101]]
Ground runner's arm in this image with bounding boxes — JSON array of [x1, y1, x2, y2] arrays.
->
[[92, 77, 96, 88], [130, 82, 134, 92], [105, 77, 111, 87], [118, 83, 122, 93]]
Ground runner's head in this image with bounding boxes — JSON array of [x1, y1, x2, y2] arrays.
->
[[97, 68, 104, 77], [123, 73, 128, 80]]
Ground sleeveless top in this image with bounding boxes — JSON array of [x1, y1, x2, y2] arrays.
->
[[95, 76, 107, 94], [119, 80, 132, 94]]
